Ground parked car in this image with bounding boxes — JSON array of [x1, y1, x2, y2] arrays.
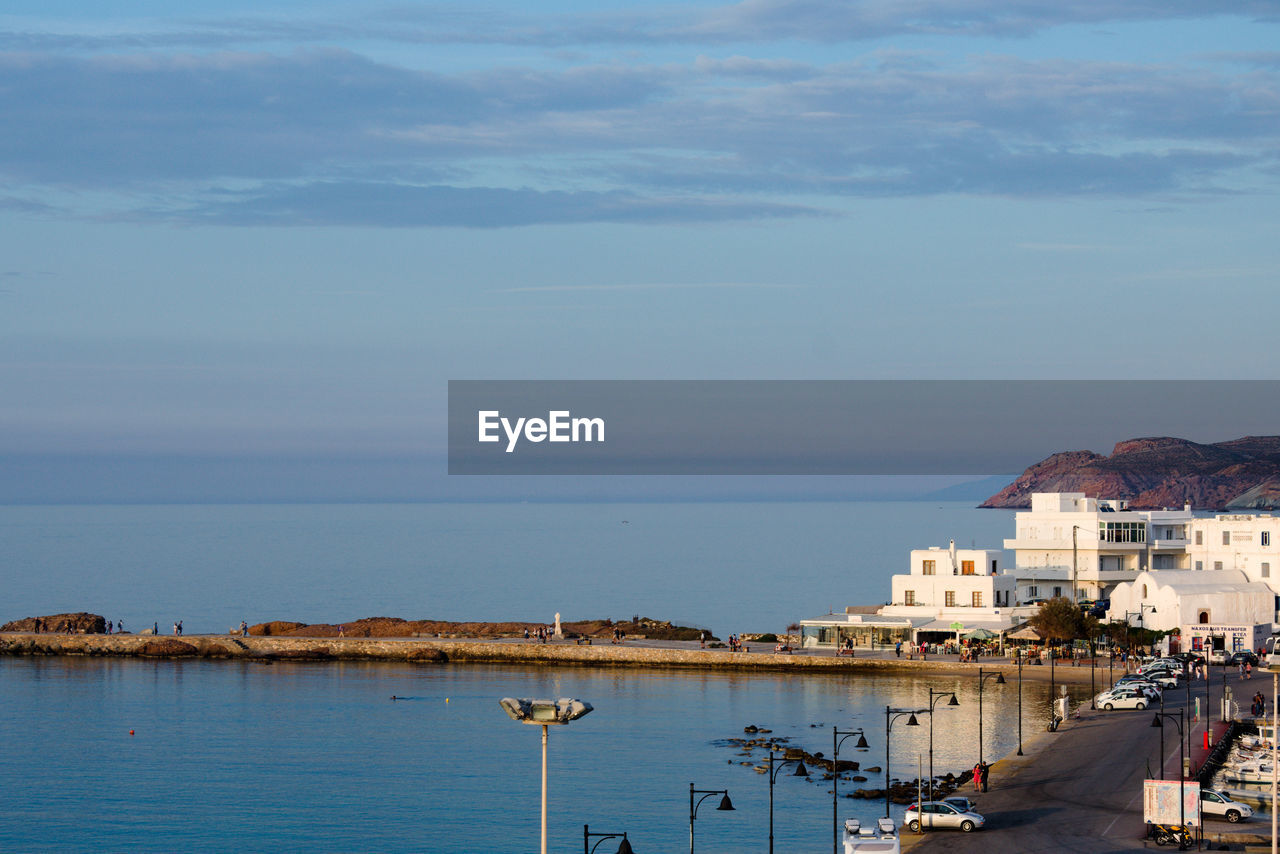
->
[[1113, 677, 1162, 697], [903, 802, 985, 833], [1095, 688, 1150, 710], [1171, 652, 1205, 666], [942, 797, 978, 814], [1123, 672, 1176, 689], [1200, 790, 1254, 823], [1226, 651, 1260, 667]]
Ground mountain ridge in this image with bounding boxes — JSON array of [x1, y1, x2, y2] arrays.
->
[[981, 435, 1280, 510]]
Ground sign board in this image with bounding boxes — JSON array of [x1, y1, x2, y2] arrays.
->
[[1143, 779, 1200, 827], [949, 622, 964, 631]]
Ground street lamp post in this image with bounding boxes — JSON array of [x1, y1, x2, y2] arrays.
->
[[500, 697, 594, 854], [884, 707, 920, 820], [584, 825, 634, 854], [1090, 632, 1097, 710], [977, 668, 1005, 767], [768, 750, 810, 854], [688, 783, 734, 854], [1017, 650, 1024, 756], [832, 727, 869, 854], [927, 689, 960, 806], [1151, 710, 1186, 837]]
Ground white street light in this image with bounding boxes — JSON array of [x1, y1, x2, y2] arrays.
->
[[501, 697, 594, 854]]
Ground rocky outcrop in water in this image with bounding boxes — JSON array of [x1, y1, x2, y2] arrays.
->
[[1, 613, 106, 634], [248, 616, 712, 641], [982, 436, 1280, 509]]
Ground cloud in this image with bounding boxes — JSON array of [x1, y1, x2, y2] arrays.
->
[[170, 181, 824, 227], [5, 1, 1276, 50], [0, 36, 1276, 225]]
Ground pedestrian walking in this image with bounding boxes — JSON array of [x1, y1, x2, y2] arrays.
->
[[895, 641, 902, 658]]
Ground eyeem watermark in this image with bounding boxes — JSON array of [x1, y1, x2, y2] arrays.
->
[[478, 410, 605, 453]]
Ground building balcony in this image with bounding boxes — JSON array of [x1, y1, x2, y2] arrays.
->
[[1151, 537, 1188, 550]]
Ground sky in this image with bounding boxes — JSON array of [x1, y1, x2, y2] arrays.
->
[[2, 0, 1279, 501]]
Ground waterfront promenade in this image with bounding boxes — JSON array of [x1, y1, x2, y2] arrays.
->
[[901, 684, 1269, 853]]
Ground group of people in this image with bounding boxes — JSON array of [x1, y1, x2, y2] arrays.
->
[[1250, 691, 1267, 717], [105, 619, 124, 634], [172, 620, 183, 636], [727, 634, 746, 652], [522, 626, 555, 643]]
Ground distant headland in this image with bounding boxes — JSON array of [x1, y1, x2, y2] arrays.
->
[[981, 435, 1280, 510]]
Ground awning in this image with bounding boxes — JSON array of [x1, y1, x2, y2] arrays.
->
[[1007, 624, 1045, 641], [962, 628, 999, 640]]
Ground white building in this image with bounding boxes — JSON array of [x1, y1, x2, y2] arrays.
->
[[1187, 513, 1280, 590], [1108, 569, 1276, 657], [888, 544, 1015, 610], [1003, 493, 1193, 602]]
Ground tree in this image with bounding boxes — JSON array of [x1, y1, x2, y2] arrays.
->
[[1029, 597, 1086, 647]]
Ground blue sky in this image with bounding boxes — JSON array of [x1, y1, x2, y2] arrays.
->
[[2, 1, 1279, 500]]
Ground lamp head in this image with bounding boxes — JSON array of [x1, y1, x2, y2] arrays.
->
[[995, 673, 1007, 685], [716, 793, 734, 811], [906, 713, 919, 726], [793, 761, 810, 777], [1150, 713, 1163, 728], [616, 835, 634, 854], [947, 693, 960, 706], [856, 733, 869, 749]]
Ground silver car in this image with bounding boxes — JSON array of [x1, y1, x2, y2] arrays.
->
[[904, 801, 985, 832]]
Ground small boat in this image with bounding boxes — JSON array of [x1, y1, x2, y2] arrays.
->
[[843, 817, 900, 854], [1221, 762, 1277, 784]]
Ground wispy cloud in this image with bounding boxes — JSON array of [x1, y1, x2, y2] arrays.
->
[[496, 282, 799, 293], [0, 7, 1276, 227]]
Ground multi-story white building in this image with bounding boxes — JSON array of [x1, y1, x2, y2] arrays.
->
[[888, 544, 1015, 611], [1003, 493, 1193, 602], [1187, 513, 1280, 588]]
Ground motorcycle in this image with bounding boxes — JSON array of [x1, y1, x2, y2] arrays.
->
[[1147, 822, 1193, 849]]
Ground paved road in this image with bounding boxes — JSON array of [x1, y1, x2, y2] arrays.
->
[[901, 690, 1224, 853]]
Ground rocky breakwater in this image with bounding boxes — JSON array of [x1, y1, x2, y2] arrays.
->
[[0, 632, 448, 664]]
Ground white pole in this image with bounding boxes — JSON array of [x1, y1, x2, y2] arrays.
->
[[542, 727, 547, 854], [1271, 670, 1276, 854]]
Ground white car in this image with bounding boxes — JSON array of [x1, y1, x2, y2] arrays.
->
[[1200, 790, 1253, 823], [1095, 688, 1149, 710], [903, 801, 984, 833], [1111, 679, 1160, 699]]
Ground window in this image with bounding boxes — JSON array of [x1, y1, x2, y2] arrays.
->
[[972, 591, 983, 608], [1224, 531, 1231, 545], [1053, 586, 1062, 598], [1027, 586, 1038, 597], [904, 590, 915, 606], [1195, 530, 1203, 545], [1264, 531, 1272, 547], [1214, 561, 1223, 571], [1199, 611, 1210, 624], [922, 559, 936, 575], [1195, 561, 1203, 571], [1264, 562, 1271, 579], [961, 560, 975, 575], [1098, 521, 1146, 543], [945, 590, 956, 607], [991, 559, 998, 574]]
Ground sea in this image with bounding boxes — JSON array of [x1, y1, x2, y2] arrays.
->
[[0, 501, 1090, 852]]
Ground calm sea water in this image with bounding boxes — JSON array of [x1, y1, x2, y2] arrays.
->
[[0, 501, 1015, 634], [0, 657, 1089, 853], [1, 500, 1089, 852]]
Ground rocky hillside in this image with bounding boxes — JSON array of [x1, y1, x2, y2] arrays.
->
[[981, 435, 1280, 509]]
